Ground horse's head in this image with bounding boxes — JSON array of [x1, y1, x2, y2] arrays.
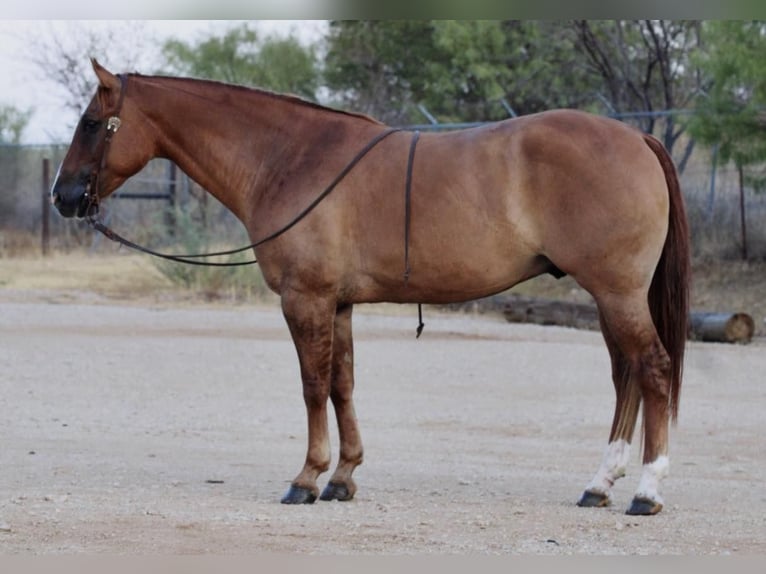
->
[[51, 59, 154, 218]]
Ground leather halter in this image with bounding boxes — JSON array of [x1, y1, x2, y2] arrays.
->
[[85, 74, 127, 216]]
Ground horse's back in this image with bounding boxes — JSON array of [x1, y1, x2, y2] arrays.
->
[[491, 110, 671, 294], [414, 109, 670, 276]]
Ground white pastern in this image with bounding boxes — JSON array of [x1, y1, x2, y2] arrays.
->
[[585, 439, 631, 497], [634, 455, 669, 503]]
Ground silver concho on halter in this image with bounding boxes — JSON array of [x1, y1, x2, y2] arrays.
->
[[107, 116, 122, 133]]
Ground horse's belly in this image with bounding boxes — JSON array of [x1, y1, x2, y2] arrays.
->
[[351, 244, 547, 305]]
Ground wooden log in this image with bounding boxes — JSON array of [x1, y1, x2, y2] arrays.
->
[[447, 295, 755, 344], [689, 312, 755, 344], [502, 298, 754, 344], [502, 295, 600, 331]]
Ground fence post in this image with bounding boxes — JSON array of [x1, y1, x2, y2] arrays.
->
[[707, 144, 718, 224], [41, 157, 51, 256], [738, 163, 748, 261]]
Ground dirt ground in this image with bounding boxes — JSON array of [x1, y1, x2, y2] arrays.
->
[[1, 280, 765, 555]]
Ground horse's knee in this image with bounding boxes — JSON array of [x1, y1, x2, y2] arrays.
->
[[330, 381, 353, 406], [302, 377, 330, 408]]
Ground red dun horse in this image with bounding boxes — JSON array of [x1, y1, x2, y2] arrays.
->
[[52, 60, 690, 515]]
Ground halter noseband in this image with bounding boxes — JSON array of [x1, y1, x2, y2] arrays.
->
[[85, 74, 127, 217]]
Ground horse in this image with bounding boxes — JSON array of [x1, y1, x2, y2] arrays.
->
[[51, 59, 690, 515]]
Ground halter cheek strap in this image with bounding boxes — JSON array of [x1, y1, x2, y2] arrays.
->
[[86, 74, 127, 213]]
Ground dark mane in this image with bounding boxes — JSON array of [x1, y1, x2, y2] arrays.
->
[[129, 73, 384, 126]]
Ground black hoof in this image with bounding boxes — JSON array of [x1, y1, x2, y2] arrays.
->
[[280, 485, 317, 504], [319, 481, 354, 501], [577, 490, 611, 508], [626, 497, 662, 515]]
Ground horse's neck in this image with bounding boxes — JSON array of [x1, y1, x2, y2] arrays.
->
[[139, 80, 324, 227], [138, 77, 377, 228], [142, 83, 286, 222]]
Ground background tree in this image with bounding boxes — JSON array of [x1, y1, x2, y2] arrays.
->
[[0, 104, 31, 230], [420, 21, 597, 121], [687, 20, 766, 260], [0, 104, 31, 144], [160, 23, 319, 99], [28, 21, 152, 138], [323, 21, 596, 124], [571, 20, 705, 171], [322, 21, 439, 124], [323, 20, 706, 172], [491, 21, 600, 115], [157, 23, 321, 238]]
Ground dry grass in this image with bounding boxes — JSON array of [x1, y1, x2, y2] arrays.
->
[[0, 251, 175, 301], [1, 247, 764, 335]]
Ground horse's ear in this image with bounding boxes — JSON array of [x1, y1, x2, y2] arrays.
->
[[91, 58, 121, 92]]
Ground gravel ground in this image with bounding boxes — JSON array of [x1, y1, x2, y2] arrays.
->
[[1, 295, 764, 554]]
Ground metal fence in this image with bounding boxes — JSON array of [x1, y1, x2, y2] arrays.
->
[[1, 119, 765, 260], [0, 143, 244, 255]]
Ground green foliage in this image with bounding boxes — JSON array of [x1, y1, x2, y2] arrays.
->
[[322, 20, 706, 169], [499, 21, 598, 113], [0, 104, 31, 144], [688, 21, 766, 168], [323, 20, 608, 124], [572, 20, 705, 168], [420, 21, 513, 121], [160, 23, 319, 99], [421, 20, 588, 121], [322, 21, 439, 123], [151, 209, 270, 302]]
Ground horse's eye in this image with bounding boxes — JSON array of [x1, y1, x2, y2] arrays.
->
[[82, 118, 101, 133]]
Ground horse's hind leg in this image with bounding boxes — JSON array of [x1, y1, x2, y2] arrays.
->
[[580, 291, 672, 515], [577, 311, 640, 508], [320, 303, 364, 501]]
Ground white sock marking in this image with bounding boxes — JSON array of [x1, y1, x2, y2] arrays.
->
[[634, 455, 669, 503], [585, 439, 631, 497]]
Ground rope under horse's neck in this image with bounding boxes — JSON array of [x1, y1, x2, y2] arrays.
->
[[89, 126, 426, 336], [89, 127, 403, 265]]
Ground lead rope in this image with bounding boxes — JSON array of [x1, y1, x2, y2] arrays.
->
[[89, 127, 403, 265], [89, 123, 426, 337], [403, 130, 424, 338]]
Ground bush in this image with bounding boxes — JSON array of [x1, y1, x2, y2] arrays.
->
[[151, 209, 271, 302]]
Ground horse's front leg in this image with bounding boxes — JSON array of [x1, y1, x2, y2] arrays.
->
[[320, 303, 363, 501], [280, 291, 336, 504]]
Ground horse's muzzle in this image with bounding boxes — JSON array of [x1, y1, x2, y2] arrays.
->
[[51, 176, 97, 219]]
